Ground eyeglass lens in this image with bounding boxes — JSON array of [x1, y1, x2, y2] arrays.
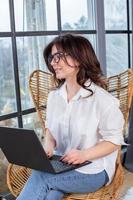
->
[[48, 52, 64, 64]]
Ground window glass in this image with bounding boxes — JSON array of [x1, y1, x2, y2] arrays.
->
[[106, 34, 128, 76], [14, 0, 57, 31], [129, 0, 132, 30], [17, 35, 55, 110], [0, 0, 10, 32], [83, 34, 96, 51], [0, 38, 16, 115], [23, 113, 44, 142], [0, 118, 18, 127], [61, 0, 95, 30], [104, 0, 127, 30]]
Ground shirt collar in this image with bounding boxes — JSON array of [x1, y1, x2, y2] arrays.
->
[[58, 79, 96, 102]]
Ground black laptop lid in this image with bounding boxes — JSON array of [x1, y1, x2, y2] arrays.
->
[[0, 127, 54, 173]]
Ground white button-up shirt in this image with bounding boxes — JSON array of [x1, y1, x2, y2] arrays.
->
[[45, 81, 125, 184]]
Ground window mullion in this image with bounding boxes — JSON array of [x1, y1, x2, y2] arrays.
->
[[9, 0, 23, 127], [94, 0, 107, 76]]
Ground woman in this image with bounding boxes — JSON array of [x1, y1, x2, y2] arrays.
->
[[17, 34, 124, 200]]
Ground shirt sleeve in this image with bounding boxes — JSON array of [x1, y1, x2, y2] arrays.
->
[[98, 101, 125, 145]]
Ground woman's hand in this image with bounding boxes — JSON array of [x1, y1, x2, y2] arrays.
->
[[45, 146, 54, 158], [61, 149, 88, 164], [43, 128, 56, 158], [60, 141, 119, 164]]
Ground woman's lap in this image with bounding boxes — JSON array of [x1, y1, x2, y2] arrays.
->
[[16, 169, 108, 200]]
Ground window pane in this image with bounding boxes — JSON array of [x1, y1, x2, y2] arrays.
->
[[61, 0, 95, 30], [83, 34, 96, 51], [14, 0, 57, 31], [0, 38, 17, 115], [106, 34, 128, 76], [104, 0, 127, 30], [0, 118, 18, 127], [0, 0, 10, 31], [23, 113, 44, 141], [17, 36, 55, 110], [129, 0, 132, 30]]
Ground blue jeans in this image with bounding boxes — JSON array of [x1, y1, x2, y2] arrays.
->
[[16, 169, 109, 200]]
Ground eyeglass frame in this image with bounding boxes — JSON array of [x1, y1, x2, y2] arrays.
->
[[48, 51, 68, 65]]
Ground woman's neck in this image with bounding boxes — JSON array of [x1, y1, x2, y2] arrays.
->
[[65, 78, 81, 103]]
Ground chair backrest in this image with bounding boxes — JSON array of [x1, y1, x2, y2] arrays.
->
[[29, 70, 53, 132], [29, 69, 133, 135], [106, 69, 133, 135]]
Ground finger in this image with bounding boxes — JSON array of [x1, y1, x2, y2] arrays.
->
[[61, 150, 73, 159], [62, 156, 74, 163], [47, 153, 51, 158], [60, 155, 66, 160], [66, 157, 79, 164], [47, 151, 52, 158], [72, 160, 81, 165], [61, 157, 68, 162], [61, 155, 69, 161], [67, 159, 77, 164]]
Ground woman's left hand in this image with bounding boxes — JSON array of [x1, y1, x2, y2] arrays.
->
[[60, 149, 88, 164]]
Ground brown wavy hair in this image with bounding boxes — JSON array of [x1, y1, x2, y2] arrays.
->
[[43, 33, 106, 95]]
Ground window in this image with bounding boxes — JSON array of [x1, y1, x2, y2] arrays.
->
[[104, 0, 132, 76], [104, 0, 127, 30], [0, 0, 96, 128], [17, 35, 55, 110], [61, 0, 95, 30], [106, 34, 128, 75], [14, 0, 58, 31], [0, 0, 10, 31], [0, 38, 16, 115]]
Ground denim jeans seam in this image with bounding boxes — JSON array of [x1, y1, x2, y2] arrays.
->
[[37, 185, 48, 200]]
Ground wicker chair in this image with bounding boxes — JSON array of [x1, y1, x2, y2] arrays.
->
[[7, 69, 133, 200]]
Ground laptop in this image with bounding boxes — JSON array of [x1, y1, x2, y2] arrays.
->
[[0, 127, 91, 174]]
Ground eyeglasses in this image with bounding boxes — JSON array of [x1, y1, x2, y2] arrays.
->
[[48, 52, 65, 65]]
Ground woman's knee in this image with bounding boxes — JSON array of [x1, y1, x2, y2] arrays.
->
[[31, 170, 53, 182], [45, 190, 64, 200]]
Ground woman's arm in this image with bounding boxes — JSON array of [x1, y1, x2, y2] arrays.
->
[[85, 140, 119, 160], [61, 141, 119, 164], [43, 128, 56, 158]]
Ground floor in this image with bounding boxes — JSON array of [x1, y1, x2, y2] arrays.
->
[[119, 168, 133, 200]]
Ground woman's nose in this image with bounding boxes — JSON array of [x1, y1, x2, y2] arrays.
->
[[50, 58, 55, 66], [51, 59, 57, 67]]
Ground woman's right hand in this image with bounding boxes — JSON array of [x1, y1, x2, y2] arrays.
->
[[45, 146, 54, 158]]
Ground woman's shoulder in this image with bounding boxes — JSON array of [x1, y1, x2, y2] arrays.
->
[[48, 86, 62, 101], [48, 89, 58, 98], [94, 83, 120, 108]]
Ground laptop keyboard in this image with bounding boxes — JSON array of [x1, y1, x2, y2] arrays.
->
[[49, 155, 91, 173]]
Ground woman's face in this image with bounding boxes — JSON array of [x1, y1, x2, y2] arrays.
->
[[50, 45, 79, 80]]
